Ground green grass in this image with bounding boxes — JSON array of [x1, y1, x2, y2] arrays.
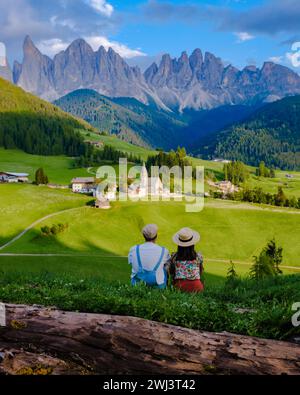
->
[[0, 148, 93, 184], [2, 198, 300, 269], [245, 170, 300, 198], [80, 130, 156, 161], [0, 184, 89, 245], [0, 271, 299, 340]]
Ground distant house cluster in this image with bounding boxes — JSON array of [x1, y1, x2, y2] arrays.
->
[[0, 172, 29, 183], [208, 180, 238, 195], [84, 140, 104, 149], [213, 158, 231, 164], [71, 177, 95, 194], [70, 163, 183, 209]]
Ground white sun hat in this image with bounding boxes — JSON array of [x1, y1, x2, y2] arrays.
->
[[172, 227, 200, 247]]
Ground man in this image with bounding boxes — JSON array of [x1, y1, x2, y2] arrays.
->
[[128, 224, 170, 289]]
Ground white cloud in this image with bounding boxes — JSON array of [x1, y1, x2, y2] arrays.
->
[[235, 32, 255, 43], [36, 36, 147, 59], [50, 16, 76, 30], [268, 56, 283, 63], [85, 36, 147, 58], [86, 0, 114, 17], [0, 42, 7, 66], [37, 39, 70, 57], [286, 42, 300, 67]]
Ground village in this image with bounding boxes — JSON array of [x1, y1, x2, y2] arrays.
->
[[0, 166, 296, 210]]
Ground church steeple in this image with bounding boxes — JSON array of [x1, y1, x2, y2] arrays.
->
[[140, 163, 148, 190]]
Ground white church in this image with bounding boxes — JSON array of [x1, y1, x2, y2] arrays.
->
[[128, 163, 166, 198]]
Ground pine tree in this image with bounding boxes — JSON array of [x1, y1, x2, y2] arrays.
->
[[264, 239, 283, 275], [250, 252, 275, 280], [35, 168, 49, 185], [226, 261, 239, 286]]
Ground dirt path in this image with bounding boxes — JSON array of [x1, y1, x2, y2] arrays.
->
[[205, 200, 300, 214]]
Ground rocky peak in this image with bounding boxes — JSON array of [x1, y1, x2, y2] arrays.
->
[[13, 61, 22, 84], [189, 48, 203, 71], [222, 65, 239, 86], [66, 39, 94, 56], [144, 62, 158, 83], [244, 65, 258, 73], [159, 54, 173, 74], [202, 52, 224, 87], [23, 35, 39, 55]]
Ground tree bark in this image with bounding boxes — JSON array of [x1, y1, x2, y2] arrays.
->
[[0, 304, 299, 375]]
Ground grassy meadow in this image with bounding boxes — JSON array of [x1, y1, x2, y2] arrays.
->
[[0, 184, 89, 245], [0, 151, 300, 341], [1, 144, 300, 287], [80, 130, 157, 161], [3, 199, 300, 265], [0, 147, 92, 185], [0, 185, 299, 287]]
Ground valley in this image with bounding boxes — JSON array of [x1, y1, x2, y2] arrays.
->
[[0, 38, 300, 350]]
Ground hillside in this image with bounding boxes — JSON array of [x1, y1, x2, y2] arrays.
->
[[196, 96, 300, 170], [0, 77, 93, 156], [54, 89, 185, 150]]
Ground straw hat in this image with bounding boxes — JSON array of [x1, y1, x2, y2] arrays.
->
[[173, 227, 200, 247], [142, 224, 158, 240]]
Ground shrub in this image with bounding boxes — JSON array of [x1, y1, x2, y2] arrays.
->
[[40, 223, 69, 237]]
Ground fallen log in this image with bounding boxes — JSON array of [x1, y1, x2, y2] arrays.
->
[[0, 304, 299, 375]]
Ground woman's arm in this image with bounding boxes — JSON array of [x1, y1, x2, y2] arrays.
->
[[198, 253, 204, 275], [168, 254, 176, 280]]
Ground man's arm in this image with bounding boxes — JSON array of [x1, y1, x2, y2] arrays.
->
[[128, 246, 135, 266]]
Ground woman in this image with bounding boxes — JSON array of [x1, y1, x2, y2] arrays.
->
[[169, 228, 204, 293]]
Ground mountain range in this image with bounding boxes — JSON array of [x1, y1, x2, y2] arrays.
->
[[8, 36, 300, 112]]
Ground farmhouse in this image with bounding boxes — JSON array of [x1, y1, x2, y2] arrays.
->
[[71, 177, 95, 194], [0, 172, 29, 183]]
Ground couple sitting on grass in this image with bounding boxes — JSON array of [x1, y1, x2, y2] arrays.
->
[[128, 224, 204, 293]]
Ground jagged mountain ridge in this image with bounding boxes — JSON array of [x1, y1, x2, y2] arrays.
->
[[12, 36, 300, 111]]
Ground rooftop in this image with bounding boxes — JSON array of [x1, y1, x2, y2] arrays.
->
[[71, 177, 95, 184], [0, 172, 29, 177]]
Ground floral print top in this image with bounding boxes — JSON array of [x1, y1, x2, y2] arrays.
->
[[170, 253, 204, 281]]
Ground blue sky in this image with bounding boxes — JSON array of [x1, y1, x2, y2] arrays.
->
[[1, 0, 300, 72]]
